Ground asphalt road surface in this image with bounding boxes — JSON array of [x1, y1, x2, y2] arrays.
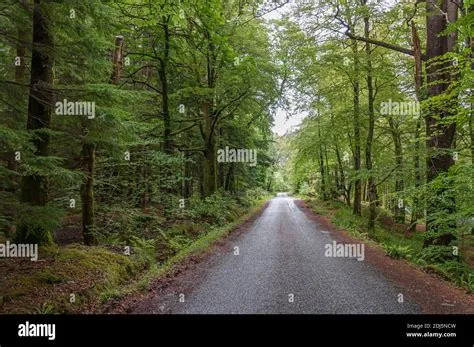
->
[[168, 196, 420, 314]]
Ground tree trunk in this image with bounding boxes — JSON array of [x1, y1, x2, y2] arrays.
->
[[335, 143, 349, 205], [110, 36, 123, 84], [351, 38, 362, 216], [6, 17, 29, 194], [183, 154, 191, 199], [319, 144, 327, 200], [468, 1, 474, 164], [318, 126, 328, 200], [470, 107, 474, 165], [388, 116, 405, 224], [410, 22, 424, 233], [201, 30, 217, 197], [21, 0, 53, 206], [225, 163, 234, 192], [362, 1, 377, 230], [158, 19, 174, 216], [410, 116, 423, 232], [423, 0, 458, 246], [82, 34, 123, 245], [159, 20, 172, 154], [203, 136, 217, 196], [324, 144, 332, 197]]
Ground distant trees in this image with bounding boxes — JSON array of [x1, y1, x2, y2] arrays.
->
[[281, 0, 472, 248]]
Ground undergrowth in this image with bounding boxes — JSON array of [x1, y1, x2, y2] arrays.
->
[[0, 189, 269, 313]]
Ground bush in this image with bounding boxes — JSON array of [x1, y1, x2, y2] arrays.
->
[[243, 188, 268, 206], [13, 206, 63, 245], [96, 207, 164, 244], [189, 192, 242, 226], [424, 261, 474, 292], [164, 233, 193, 253], [417, 245, 457, 264], [332, 208, 364, 233], [382, 244, 413, 260], [129, 235, 157, 267], [169, 221, 205, 237]]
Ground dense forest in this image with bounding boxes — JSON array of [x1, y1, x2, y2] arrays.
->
[[0, 0, 473, 314], [276, 0, 474, 293]]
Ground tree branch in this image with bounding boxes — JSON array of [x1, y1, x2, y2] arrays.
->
[[345, 32, 427, 61]]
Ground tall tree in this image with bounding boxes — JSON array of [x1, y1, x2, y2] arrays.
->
[[20, 0, 54, 208], [362, 0, 377, 229]]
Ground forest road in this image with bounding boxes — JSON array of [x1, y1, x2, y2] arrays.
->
[[156, 196, 420, 314]]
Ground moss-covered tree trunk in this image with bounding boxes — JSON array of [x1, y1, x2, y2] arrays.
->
[[201, 30, 217, 197], [203, 132, 217, 196], [351, 37, 362, 216], [410, 23, 424, 233], [318, 125, 329, 200], [225, 163, 234, 192], [388, 116, 405, 224], [183, 153, 191, 199], [81, 35, 123, 246], [362, 1, 377, 230], [423, 0, 458, 247], [110, 35, 123, 84], [159, 19, 171, 154]]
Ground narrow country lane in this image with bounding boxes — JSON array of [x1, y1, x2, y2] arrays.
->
[[155, 197, 420, 314]]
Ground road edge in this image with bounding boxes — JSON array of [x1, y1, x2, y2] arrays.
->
[[295, 199, 474, 314], [102, 197, 271, 313]]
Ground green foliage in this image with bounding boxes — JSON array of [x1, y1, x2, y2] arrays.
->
[[382, 244, 413, 260], [1, 0, 277, 256], [189, 192, 243, 226], [129, 236, 157, 266], [240, 187, 268, 207], [423, 261, 474, 292], [13, 206, 64, 245], [38, 269, 67, 284], [159, 231, 193, 254], [169, 221, 205, 238], [34, 302, 57, 315], [417, 246, 458, 264], [1, 0, 472, 311], [332, 208, 366, 238], [96, 207, 164, 243]]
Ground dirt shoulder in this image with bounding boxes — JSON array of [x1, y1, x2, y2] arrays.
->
[[295, 199, 474, 314]]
